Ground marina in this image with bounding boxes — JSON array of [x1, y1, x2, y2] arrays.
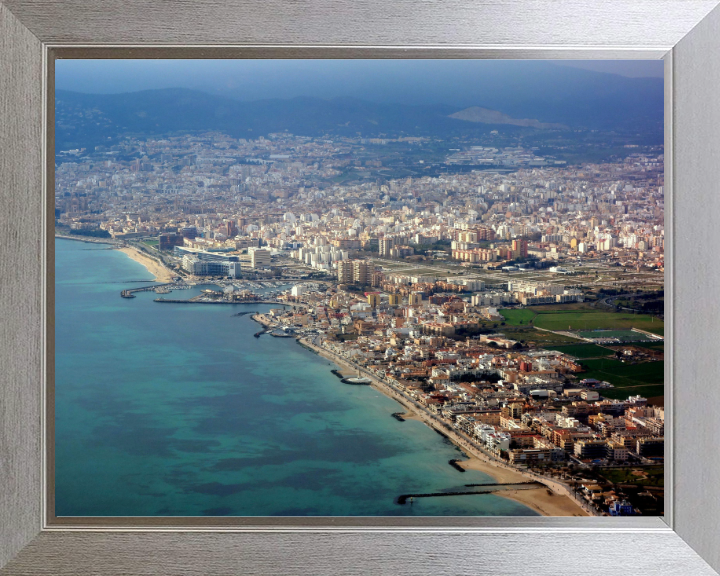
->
[[57, 238, 539, 517]]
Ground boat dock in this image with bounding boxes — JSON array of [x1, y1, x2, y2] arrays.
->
[[153, 298, 293, 306], [120, 283, 172, 298]]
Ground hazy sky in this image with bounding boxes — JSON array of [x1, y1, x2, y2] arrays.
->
[[56, 59, 664, 102]]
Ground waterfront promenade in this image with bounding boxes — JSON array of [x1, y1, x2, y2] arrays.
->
[[297, 336, 593, 517], [108, 240, 595, 516]]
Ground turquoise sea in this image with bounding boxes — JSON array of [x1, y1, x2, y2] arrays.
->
[[55, 238, 537, 516]]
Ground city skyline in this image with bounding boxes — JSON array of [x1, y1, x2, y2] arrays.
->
[[55, 59, 664, 518]]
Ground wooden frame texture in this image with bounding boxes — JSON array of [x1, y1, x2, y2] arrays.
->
[[1, 1, 720, 574]]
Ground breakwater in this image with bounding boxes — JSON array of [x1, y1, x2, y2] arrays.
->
[[396, 482, 543, 505], [154, 298, 272, 305], [341, 376, 371, 385], [121, 283, 170, 298], [57, 237, 544, 517], [296, 340, 320, 355]]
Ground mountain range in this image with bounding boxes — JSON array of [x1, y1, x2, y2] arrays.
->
[[55, 64, 663, 152]]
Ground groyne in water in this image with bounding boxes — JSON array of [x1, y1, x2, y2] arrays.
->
[[121, 283, 171, 298], [396, 482, 543, 505], [341, 377, 371, 385], [296, 340, 319, 355]]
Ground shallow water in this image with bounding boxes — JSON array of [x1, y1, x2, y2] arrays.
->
[[55, 238, 537, 516]]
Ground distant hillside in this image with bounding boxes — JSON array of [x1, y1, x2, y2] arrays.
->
[[55, 89, 490, 151], [55, 75, 663, 153], [448, 107, 568, 129]]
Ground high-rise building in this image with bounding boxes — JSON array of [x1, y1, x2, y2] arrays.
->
[[512, 238, 528, 259], [158, 233, 183, 250], [367, 293, 381, 308], [337, 260, 370, 284], [248, 247, 271, 269], [388, 293, 402, 306], [353, 260, 370, 285], [337, 260, 354, 284], [180, 226, 198, 239], [379, 237, 395, 257]]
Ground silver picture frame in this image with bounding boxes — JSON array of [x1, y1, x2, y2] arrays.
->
[[1, 1, 719, 573]]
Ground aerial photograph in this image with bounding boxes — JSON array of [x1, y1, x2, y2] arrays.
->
[[54, 59, 665, 517]]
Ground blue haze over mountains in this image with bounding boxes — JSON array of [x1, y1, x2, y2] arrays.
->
[[55, 60, 663, 152]]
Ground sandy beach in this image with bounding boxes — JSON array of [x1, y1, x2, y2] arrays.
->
[[456, 457, 588, 516], [299, 337, 591, 517], [117, 246, 175, 282], [55, 233, 117, 245], [499, 487, 588, 517]]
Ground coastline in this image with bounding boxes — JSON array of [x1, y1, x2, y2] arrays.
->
[[456, 457, 588, 516], [55, 233, 117, 245], [116, 246, 176, 282], [55, 234, 174, 282], [297, 336, 590, 517]]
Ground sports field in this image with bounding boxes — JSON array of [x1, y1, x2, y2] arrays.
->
[[499, 309, 536, 325], [579, 358, 664, 400], [532, 311, 664, 335], [499, 306, 665, 335], [578, 329, 651, 342]]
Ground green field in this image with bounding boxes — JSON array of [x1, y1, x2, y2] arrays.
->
[[528, 303, 598, 312], [501, 328, 581, 346], [599, 467, 664, 487], [633, 342, 665, 352], [499, 309, 537, 326], [580, 358, 664, 400], [545, 343, 613, 359], [533, 311, 664, 335], [578, 329, 651, 342]]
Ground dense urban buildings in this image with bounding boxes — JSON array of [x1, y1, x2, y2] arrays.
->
[[56, 128, 665, 516]]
